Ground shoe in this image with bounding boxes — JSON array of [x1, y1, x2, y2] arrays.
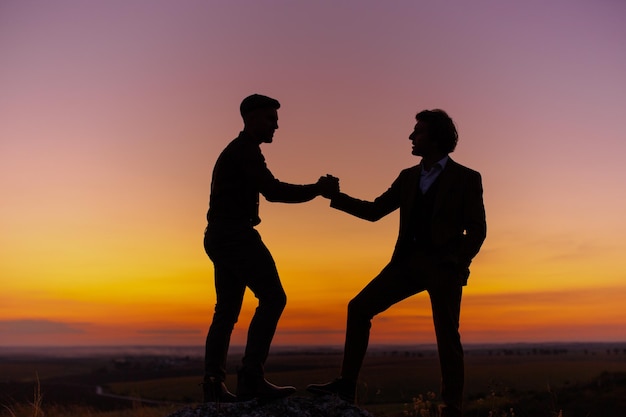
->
[[236, 371, 296, 402], [306, 377, 356, 403], [201, 377, 236, 403]]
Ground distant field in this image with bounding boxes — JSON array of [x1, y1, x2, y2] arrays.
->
[[2, 343, 626, 417], [103, 347, 626, 415]]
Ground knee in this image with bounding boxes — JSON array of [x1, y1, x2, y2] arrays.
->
[[275, 291, 287, 311], [212, 304, 240, 328], [347, 297, 370, 320], [259, 290, 287, 314]]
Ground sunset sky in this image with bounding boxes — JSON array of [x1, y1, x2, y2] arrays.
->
[[1, 0, 625, 347]]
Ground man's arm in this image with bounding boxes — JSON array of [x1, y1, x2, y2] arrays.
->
[[246, 147, 334, 203], [458, 170, 487, 268], [330, 176, 402, 222], [261, 174, 338, 203]]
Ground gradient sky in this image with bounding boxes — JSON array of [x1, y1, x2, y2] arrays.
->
[[1, 0, 625, 347]]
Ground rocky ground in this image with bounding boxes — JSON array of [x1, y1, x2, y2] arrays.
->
[[167, 396, 373, 417]]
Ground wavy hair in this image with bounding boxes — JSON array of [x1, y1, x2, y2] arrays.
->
[[415, 109, 458, 153]]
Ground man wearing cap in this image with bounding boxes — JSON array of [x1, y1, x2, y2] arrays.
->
[[202, 94, 338, 402], [307, 109, 486, 417]]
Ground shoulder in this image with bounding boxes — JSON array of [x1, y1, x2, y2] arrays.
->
[[399, 164, 420, 178], [223, 135, 263, 158], [390, 165, 420, 187], [447, 158, 481, 178]]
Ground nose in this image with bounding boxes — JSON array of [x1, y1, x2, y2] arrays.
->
[[409, 132, 415, 141]]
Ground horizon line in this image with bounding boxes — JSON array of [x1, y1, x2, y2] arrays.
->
[[1, 340, 625, 351]]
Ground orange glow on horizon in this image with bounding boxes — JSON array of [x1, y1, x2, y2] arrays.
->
[[2, 1, 626, 347]]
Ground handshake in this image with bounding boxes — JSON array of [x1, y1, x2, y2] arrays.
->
[[316, 174, 340, 199]]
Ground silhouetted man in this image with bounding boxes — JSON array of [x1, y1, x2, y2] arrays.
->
[[308, 109, 486, 417], [203, 94, 338, 402]]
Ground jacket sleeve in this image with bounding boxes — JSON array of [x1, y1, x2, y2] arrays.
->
[[458, 170, 487, 268], [250, 151, 320, 203], [330, 175, 402, 221]]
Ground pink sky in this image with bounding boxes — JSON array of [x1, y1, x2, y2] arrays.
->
[[1, 0, 625, 346]]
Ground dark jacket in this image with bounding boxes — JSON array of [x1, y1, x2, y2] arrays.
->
[[207, 132, 319, 229], [330, 159, 486, 283]]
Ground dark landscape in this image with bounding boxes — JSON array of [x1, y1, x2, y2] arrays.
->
[[1, 343, 625, 417]]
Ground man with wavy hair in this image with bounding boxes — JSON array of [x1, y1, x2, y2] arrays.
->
[[308, 109, 486, 417]]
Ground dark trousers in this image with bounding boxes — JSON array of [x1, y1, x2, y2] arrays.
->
[[340, 254, 464, 410], [203, 227, 286, 381]]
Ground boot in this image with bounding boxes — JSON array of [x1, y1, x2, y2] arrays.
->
[[236, 370, 296, 402], [201, 377, 236, 403]]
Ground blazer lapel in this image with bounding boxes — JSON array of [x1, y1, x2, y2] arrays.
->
[[406, 164, 422, 210], [433, 158, 457, 213]]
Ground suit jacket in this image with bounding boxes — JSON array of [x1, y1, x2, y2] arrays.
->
[[330, 158, 486, 283]]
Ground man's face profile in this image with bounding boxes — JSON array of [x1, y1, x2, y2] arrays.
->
[[245, 108, 279, 144], [409, 120, 433, 156]]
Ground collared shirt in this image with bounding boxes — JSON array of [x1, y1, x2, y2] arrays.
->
[[419, 155, 449, 193]]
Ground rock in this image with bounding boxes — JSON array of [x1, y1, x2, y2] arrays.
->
[[167, 395, 374, 417]]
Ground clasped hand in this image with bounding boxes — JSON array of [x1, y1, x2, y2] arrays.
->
[[317, 174, 340, 198]]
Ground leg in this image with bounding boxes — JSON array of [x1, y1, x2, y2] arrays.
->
[[428, 282, 464, 415], [202, 232, 248, 402], [234, 231, 295, 401], [342, 259, 426, 381], [203, 228, 258, 381], [241, 235, 286, 374], [204, 263, 246, 381], [307, 259, 426, 403]]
